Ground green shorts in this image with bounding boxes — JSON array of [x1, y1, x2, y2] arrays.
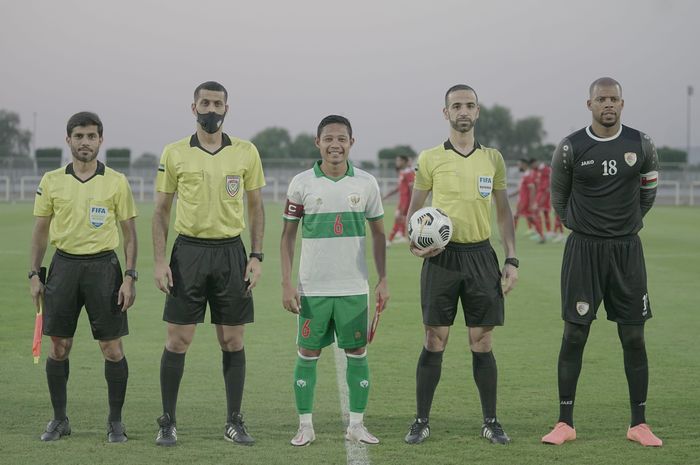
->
[[297, 295, 368, 350]]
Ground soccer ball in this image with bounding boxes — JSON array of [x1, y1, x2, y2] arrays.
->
[[408, 207, 453, 250]]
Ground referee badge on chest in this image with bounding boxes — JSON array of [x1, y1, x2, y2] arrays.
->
[[624, 152, 637, 166], [89, 205, 108, 228], [478, 176, 493, 198], [225, 175, 241, 197]]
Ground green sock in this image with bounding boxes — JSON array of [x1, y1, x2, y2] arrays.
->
[[294, 354, 318, 414], [346, 353, 370, 413]]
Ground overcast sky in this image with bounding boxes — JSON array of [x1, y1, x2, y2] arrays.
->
[[1, 0, 698, 162]]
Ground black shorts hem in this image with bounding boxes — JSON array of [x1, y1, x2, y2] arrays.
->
[[464, 322, 503, 328], [562, 317, 594, 326], [211, 319, 253, 327], [95, 331, 129, 341], [42, 331, 76, 339], [608, 315, 651, 325], [162, 317, 204, 325], [422, 319, 455, 327]]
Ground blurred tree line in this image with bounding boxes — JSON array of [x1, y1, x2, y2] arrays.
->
[[0, 109, 692, 171]]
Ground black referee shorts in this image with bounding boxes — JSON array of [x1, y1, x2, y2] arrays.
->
[[561, 232, 651, 325], [420, 240, 504, 327], [43, 249, 127, 340], [163, 234, 253, 326]]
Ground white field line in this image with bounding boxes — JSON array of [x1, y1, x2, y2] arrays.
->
[[333, 343, 370, 465]]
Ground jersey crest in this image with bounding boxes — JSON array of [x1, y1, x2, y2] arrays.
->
[[576, 301, 590, 316], [226, 175, 241, 197], [347, 193, 362, 208], [89, 205, 108, 228], [624, 152, 637, 166]]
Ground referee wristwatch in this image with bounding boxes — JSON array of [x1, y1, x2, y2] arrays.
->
[[504, 257, 519, 268], [28, 270, 40, 280], [249, 252, 264, 263], [124, 269, 138, 281]]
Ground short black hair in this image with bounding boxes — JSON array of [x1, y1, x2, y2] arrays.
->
[[194, 81, 228, 102], [66, 112, 103, 137], [589, 77, 622, 97], [445, 84, 479, 107], [397, 155, 410, 162], [317, 115, 352, 138]]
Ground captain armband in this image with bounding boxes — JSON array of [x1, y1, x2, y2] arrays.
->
[[640, 171, 658, 190], [283, 199, 304, 219]]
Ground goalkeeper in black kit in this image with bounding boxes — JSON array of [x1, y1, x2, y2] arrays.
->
[[542, 77, 662, 447]]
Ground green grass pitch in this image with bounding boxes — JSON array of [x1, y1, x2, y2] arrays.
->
[[0, 202, 698, 465]]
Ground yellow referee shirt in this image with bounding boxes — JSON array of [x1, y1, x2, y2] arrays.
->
[[414, 140, 506, 243], [156, 133, 266, 238], [33, 161, 138, 254]]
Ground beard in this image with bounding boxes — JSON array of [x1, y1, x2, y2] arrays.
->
[[598, 112, 618, 128], [450, 117, 474, 133], [72, 146, 99, 163]]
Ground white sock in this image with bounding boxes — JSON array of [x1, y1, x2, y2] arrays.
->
[[299, 413, 313, 426], [349, 412, 364, 426]]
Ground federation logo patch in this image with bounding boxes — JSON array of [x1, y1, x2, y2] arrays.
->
[[576, 301, 590, 316], [478, 176, 493, 198], [359, 380, 369, 388], [354, 330, 362, 340], [347, 193, 361, 208], [624, 152, 637, 166], [89, 205, 108, 228], [225, 175, 241, 197], [296, 379, 307, 388]]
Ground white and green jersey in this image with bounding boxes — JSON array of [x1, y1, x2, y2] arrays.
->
[[283, 161, 384, 296]]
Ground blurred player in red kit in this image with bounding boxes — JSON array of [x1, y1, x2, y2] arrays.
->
[[383, 155, 415, 245], [513, 158, 544, 243]]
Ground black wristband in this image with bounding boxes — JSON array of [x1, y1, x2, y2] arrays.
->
[[504, 257, 519, 268]]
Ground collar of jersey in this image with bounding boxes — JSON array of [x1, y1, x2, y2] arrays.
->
[[444, 139, 482, 158], [313, 160, 354, 180], [189, 133, 232, 155], [585, 125, 623, 142], [65, 161, 105, 183]]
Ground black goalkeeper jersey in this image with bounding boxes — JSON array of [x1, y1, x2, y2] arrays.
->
[[550, 124, 659, 238]]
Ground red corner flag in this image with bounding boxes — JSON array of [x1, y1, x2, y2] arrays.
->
[[32, 267, 46, 364], [368, 295, 386, 344]]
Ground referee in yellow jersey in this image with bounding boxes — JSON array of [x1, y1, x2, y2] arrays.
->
[[152, 81, 265, 446], [30, 112, 138, 443], [404, 85, 518, 445]]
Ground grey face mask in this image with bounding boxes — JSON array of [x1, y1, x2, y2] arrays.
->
[[196, 111, 226, 134]]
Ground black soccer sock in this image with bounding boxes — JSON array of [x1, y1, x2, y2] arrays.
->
[[618, 324, 648, 427], [472, 351, 498, 420], [557, 322, 590, 427], [46, 357, 69, 420], [105, 357, 129, 422], [223, 348, 246, 422], [416, 348, 444, 419], [160, 348, 186, 423]]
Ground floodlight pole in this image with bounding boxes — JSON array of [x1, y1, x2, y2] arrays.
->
[[688, 86, 693, 163]]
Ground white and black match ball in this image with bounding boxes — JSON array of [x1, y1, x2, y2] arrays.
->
[[408, 207, 453, 250]]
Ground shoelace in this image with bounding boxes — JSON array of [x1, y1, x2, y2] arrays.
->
[[487, 422, 505, 436], [409, 421, 427, 434]]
